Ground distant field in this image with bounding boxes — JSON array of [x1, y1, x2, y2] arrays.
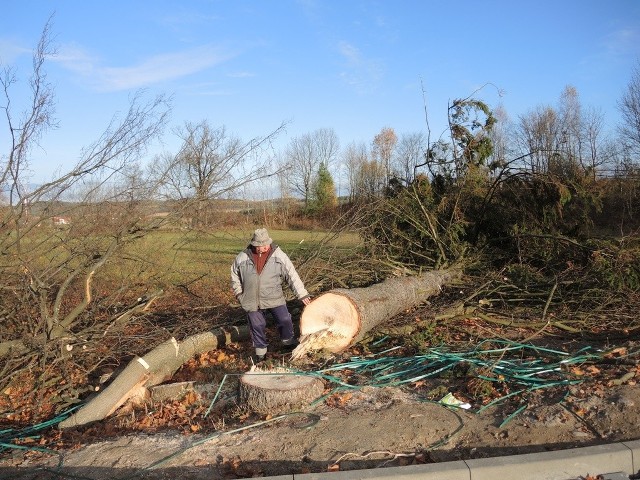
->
[[119, 228, 361, 296]]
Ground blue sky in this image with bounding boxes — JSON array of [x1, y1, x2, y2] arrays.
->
[[1, 0, 639, 184]]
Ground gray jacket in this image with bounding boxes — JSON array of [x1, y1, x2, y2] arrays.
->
[[230, 244, 309, 312]]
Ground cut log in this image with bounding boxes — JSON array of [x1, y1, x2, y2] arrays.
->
[[149, 381, 196, 402], [59, 325, 249, 429], [238, 367, 324, 414], [292, 269, 461, 358]]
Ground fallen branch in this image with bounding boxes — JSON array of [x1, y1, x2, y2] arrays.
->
[[330, 449, 416, 469], [474, 312, 582, 333], [0, 290, 165, 358]]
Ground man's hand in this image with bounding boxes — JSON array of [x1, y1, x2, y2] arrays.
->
[[301, 295, 312, 306]]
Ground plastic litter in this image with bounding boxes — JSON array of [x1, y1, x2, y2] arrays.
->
[[439, 392, 471, 409]]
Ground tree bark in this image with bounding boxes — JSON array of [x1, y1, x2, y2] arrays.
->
[[59, 325, 249, 429], [293, 269, 461, 358]]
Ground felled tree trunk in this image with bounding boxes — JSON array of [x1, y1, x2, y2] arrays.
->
[[238, 367, 324, 414], [292, 269, 460, 358], [59, 325, 249, 429]]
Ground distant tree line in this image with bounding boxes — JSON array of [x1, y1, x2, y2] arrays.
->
[[141, 69, 640, 231]]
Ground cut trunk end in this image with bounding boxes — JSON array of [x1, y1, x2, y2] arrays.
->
[[292, 270, 461, 359], [291, 292, 360, 359]]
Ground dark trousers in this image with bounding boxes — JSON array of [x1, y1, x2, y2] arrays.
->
[[247, 304, 294, 349]]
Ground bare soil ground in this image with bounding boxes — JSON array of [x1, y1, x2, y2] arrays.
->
[[2, 305, 640, 480], [2, 361, 639, 479]]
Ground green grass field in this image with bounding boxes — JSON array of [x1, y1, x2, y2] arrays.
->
[[119, 228, 361, 299]]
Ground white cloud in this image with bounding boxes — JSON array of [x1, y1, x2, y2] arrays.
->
[[0, 39, 30, 64], [227, 71, 255, 78], [337, 40, 383, 94], [158, 11, 220, 29], [53, 44, 97, 76], [54, 44, 236, 92], [602, 26, 640, 58], [338, 41, 362, 65]]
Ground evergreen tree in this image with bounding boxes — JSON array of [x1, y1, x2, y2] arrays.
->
[[311, 163, 337, 214]]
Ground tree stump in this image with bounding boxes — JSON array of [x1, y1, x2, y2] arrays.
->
[[292, 269, 461, 358], [238, 367, 324, 414]]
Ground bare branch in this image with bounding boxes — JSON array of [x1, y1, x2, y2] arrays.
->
[[1, 14, 58, 203]]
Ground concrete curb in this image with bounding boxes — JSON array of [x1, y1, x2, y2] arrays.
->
[[259, 440, 640, 480]]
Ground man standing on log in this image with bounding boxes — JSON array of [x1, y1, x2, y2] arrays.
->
[[231, 228, 311, 362]]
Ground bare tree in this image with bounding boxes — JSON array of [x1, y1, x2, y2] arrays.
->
[[581, 106, 606, 178], [515, 105, 561, 174], [618, 62, 640, 157], [1, 16, 57, 205], [152, 119, 286, 227], [392, 132, 426, 185], [558, 85, 582, 164], [284, 134, 314, 204], [514, 86, 608, 180], [358, 159, 386, 200], [313, 127, 340, 169], [487, 105, 515, 174], [0, 90, 170, 346], [0, 20, 171, 416], [342, 141, 369, 203], [284, 128, 340, 207], [372, 126, 397, 187], [273, 152, 299, 224]]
